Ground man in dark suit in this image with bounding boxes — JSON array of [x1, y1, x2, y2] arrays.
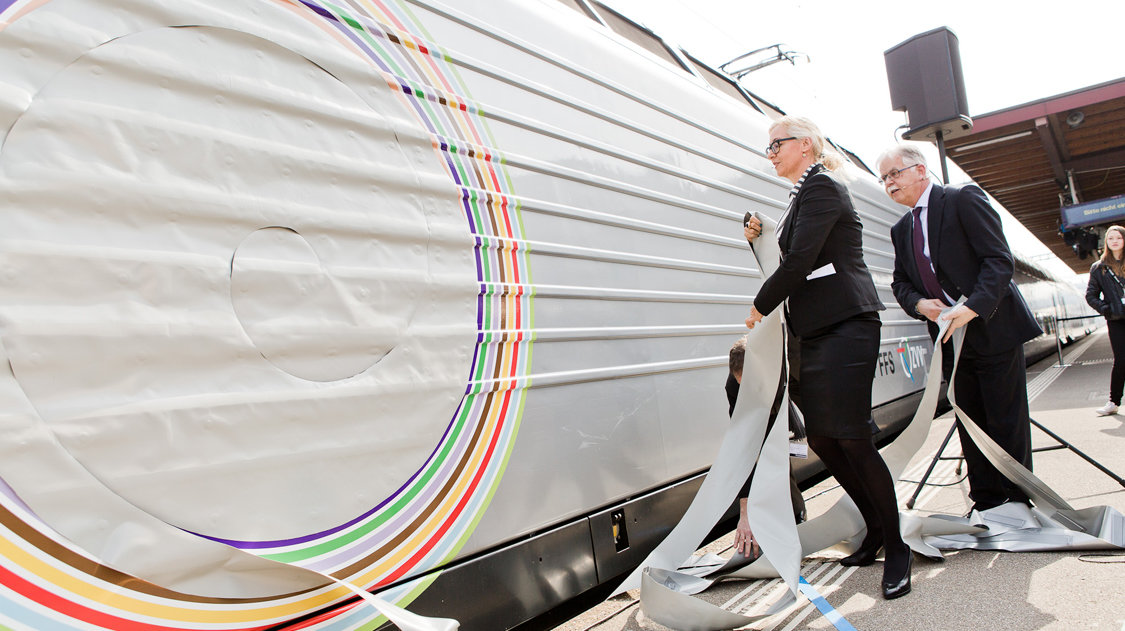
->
[[877, 144, 1042, 513]]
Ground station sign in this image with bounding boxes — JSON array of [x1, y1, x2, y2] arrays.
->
[[1061, 194, 1125, 230]]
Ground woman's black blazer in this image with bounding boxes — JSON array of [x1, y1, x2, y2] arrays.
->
[[753, 166, 883, 337], [1087, 261, 1125, 320]]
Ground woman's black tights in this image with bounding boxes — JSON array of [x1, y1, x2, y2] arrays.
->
[[808, 434, 910, 580], [1107, 319, 1125, 405]]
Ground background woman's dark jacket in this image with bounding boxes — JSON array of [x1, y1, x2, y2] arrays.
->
[[1087, 261, 1125, 321]]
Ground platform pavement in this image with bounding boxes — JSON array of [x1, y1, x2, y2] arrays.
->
[[552, 327, 1125, 631]]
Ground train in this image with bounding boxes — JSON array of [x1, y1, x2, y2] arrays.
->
[[0, 0, 1096, 630]]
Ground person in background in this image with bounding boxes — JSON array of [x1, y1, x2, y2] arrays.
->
[[1085, 225, 1125, 416], [877, 143, 1041, 515], [726, 335, 806, 557], [743, 116, 910, 600]]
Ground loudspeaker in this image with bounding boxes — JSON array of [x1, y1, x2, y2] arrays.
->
[[885, 27, 972, 141]]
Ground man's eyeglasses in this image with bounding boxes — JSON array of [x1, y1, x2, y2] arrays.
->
[[765, 137, 796, 155], [878, 164, 920, 185]]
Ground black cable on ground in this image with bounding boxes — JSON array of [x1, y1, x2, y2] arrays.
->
[[802, 483, 841, 502], [578, 599, 638, 631], [897, 473, 968, 487]]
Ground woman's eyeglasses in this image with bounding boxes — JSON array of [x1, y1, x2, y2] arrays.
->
[[765, 137, 796, 155]]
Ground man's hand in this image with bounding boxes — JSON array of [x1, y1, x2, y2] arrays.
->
[[915, 298, 949, 323], [939, 304, 978, 342], [745, 306, 764, 329]]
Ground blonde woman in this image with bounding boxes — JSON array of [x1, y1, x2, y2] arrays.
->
[[743, 116, 909, 599]]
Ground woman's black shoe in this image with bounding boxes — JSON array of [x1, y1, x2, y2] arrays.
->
[[881, 553, 912, 600], [840, 540, 882, 567]]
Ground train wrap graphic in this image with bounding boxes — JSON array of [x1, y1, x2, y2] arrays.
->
[[0, 0, 1091, 629]]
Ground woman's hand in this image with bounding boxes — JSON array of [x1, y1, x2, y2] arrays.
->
[[735, 499, 759, 558], [744, 215, 762, 243], [745, 306, 764, 329]]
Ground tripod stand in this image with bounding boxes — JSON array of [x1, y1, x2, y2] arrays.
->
[[906, 322, 1124, 509], [905, 417, 1125, 510]]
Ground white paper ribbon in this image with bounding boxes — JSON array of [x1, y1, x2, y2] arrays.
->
[[323, 574, 460, 631], [925, 329, 1125, 552], [625, 214, 801, 629], [634, 295, 1123, 630]]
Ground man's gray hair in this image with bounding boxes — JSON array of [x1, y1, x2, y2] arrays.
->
[[877, 144, 929, 170]]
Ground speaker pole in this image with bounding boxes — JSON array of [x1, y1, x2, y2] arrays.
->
[[935, 129, 950, 185]]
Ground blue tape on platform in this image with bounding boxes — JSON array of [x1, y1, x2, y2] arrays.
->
[[798, 576, 856, 631]]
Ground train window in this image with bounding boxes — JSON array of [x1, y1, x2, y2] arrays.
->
[[683, 54, 766, 113], [553, 0, 602, 23], [588, 1, 692, 73]]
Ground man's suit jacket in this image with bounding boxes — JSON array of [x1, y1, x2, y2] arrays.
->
[[754, 165, 883, 337], [890, 183, 1041, 354]]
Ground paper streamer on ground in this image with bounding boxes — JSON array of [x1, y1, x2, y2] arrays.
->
[[641, 567, 796, 631], [622, 213, 802, 629], [928, 501, 1125, 552], [729, 305, 1122, 583], [636, 403, 802, 631], [922, 330, 1125, 552], [631, 295, 984, 629], [631, 270, 1123, 630], [947, 331, 1072, 511], [618, 337, 784, 588], [628, 221, 955, 629], [726, 310, 962, 587]]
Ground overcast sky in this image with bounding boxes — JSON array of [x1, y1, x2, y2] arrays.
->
[[599, 0, 1125, 278]]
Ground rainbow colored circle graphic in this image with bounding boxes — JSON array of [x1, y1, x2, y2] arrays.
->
[[0, 0, 531, 628]]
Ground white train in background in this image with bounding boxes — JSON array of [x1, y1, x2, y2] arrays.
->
[[0, 0, 1095, 630]]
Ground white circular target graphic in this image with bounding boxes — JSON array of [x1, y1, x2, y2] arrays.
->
[[0, 24, 478, 542]]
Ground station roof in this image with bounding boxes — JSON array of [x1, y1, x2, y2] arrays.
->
[[944, 78, 1125, 273]]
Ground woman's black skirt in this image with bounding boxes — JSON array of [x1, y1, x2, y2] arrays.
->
[[796, 313, 881, 439]]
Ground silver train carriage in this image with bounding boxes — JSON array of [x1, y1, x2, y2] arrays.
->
[[0, 0, 1089, 629]]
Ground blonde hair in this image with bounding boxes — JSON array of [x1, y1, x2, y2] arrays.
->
[[769, 115, 845, 171], [1100, 225, 1125, 276]]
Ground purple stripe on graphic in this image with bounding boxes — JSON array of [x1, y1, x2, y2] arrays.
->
[[470, 220, 484, 280], [467, 292, 486, 396], [301, 1, 441, 138], [0, 475, 36, 517], [193, 396, 470, 549], [298, 0, 334, 20], [302, 403, 481, 571], [301, 0, 393, 75], [182, 0, 496, 552], [477, 287, 486, 337], [299, 7, 492, 399], [440, 145, 484, 287]]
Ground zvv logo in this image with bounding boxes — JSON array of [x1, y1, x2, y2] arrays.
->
[[895, 338, 929, 383]]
